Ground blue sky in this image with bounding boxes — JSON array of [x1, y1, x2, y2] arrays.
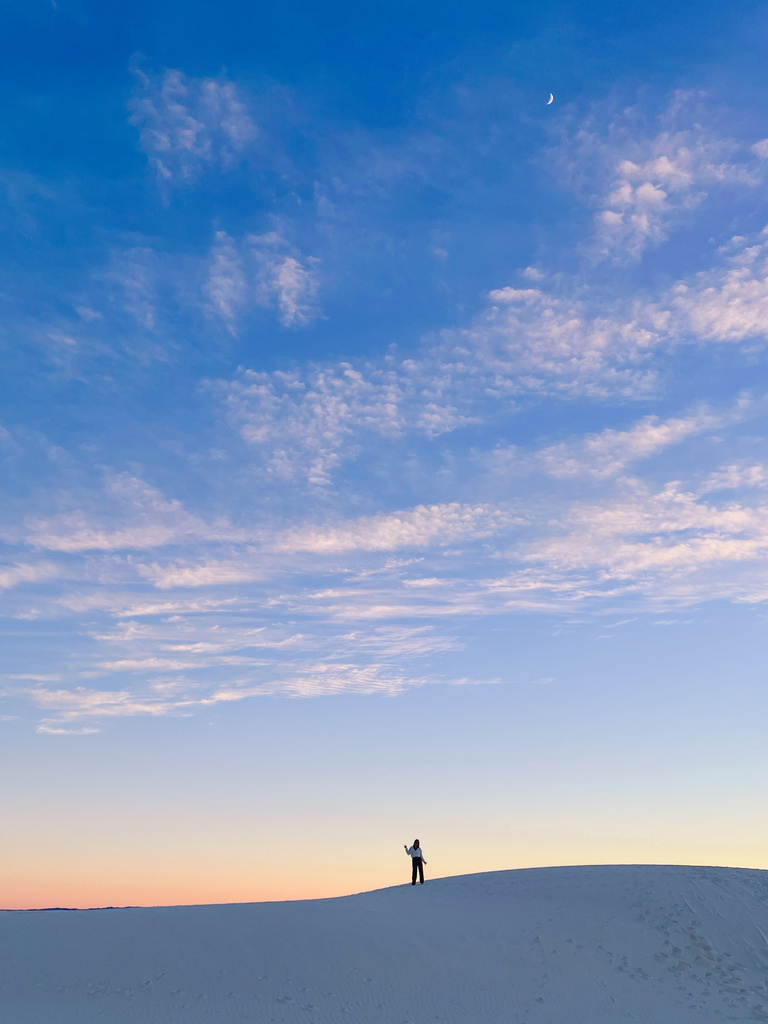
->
[[3, 0, 768, 905]]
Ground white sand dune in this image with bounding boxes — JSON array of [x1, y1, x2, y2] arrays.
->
[[3, 865, 768, 1023]]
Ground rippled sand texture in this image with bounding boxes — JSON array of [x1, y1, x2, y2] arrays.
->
[[3, 865, 768, 1023]]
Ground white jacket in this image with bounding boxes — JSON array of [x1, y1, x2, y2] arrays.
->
[[406, 846, 425, 860]]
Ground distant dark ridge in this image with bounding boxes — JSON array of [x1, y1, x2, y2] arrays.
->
[[1, 905, 140, 912]]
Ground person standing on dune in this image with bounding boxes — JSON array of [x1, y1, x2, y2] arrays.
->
[[404, 839, 426, 885]]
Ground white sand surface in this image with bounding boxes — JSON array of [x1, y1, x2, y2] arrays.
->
[[3, 864, 768, 1023]]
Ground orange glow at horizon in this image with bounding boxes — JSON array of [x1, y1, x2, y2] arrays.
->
[[4, 838, 768, 911]]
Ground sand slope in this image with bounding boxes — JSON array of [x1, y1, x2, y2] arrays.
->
[[3, 865, 768, 1023]]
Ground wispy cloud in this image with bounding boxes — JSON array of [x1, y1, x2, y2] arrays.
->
[[55, 592, 242, 617], [138, 560, 264, 589], [219, 362, 406, 485], [203, 232, 248, 328], [105, 246, 159, 331], [204, 231, 320, 331], [0, 562, 60, 590], [213, 233, 768, 491], [36, 725, 101, 736], [129, 67, 257, 186], [463, 284, 660, 397], [12, 71, 768, 737], [554, 91, 767, 263], [12, 474, 244, 553], [28, 666, 417, 730], [11, 455, 768, 730], [534, 398, 751, 479], [273, 503, 515, 554], [251, 233, 321, 327], [217, 289, 661, 486], [700, 463, 768, 493], [518, 478, 768, 603], [19, 620, 462, 728], [670, 231, 768, 343]]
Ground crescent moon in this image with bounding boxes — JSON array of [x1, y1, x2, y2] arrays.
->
[[547, 93, 554, 105]]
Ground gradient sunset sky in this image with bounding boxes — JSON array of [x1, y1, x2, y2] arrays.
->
[[3, 0, 768, 909]]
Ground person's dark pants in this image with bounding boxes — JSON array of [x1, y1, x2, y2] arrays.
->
[[411, 858, 424, 884]]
